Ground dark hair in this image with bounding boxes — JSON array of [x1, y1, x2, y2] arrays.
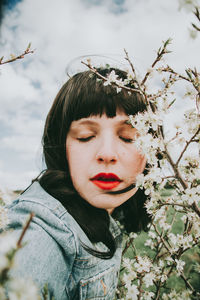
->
[[39, 68, 151, 259]]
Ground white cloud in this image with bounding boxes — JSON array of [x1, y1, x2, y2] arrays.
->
[[0, 0, 199, 189], [0, 169, 39, 191]]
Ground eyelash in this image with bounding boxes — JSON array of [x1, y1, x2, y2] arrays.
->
[[120, 137, 133, 143], [77, 136, 95, 142], [77, 136, 133, 143]]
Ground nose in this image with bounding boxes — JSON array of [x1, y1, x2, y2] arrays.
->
[[96, 136, 118, 164]]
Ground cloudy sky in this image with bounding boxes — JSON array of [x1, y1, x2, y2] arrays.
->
[[0, 0, 199, 190]]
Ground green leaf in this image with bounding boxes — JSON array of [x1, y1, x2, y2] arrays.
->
[[26, 42, 31, 50], [157, 46, 161, 55], [168, 98, 176, 108], [164, 38, 172, 47], [185, 69, 192, 80]]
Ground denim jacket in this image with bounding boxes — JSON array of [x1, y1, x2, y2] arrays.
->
[[7, 181, 123, 300]]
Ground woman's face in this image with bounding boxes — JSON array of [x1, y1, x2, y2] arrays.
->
[[66, 111, 146, 213]]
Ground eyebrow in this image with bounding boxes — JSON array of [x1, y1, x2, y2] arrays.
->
[[75, 119, 130, 126]]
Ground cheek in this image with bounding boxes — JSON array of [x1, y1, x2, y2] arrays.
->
[[66, 143, 77, 176], [66, 151, 80, 189], [66, 143, 89, 182], [128, 150, 146, 174], [66, 150, 78, 175]]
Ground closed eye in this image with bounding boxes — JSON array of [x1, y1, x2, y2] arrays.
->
[[77, 136, 95, 142], [119, 136, 134, 143]]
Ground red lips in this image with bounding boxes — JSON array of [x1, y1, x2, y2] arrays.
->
[[91, 173, 121, 190]]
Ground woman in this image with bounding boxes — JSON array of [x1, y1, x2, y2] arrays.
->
[[7, 67, 151, 299]]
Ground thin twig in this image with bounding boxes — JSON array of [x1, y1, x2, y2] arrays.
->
[[158, 123, 189, 190], [162, 175, 176, 180], [81, 60, 143, 95], [137, 276, 144, 300], [159, 66, 190, 82], [154, 210, 178, 261], [191, 201, 200, 218], [192, 7, 200, 31], [180, 273, 195, 292], [194, 6, 200, 22], [165, 146, 188, 189], [122, 237, 137, 256], [158, 202, 190, 210], [175, 127, 200, 167], [0, 45, 34, 65], [17, 212, 34, 248], [148, 74, 177, 102], [141, 39, 172, 86], [123, 49, 140, 89], [154, 282, 161, 300], [153, 223, 171, 253]]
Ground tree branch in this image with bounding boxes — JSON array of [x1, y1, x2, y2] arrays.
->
[[0, 44, 34, 65], [141, 39, 172, 86], [81, 60, 143, 95]]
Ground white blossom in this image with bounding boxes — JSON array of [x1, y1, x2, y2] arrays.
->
[[127, 72, 135, 81], [123, 271, 137, 288], [189, 28, 198, 39], [192, 219, 200, 237], [184, 108, 199, 135], [136, 173, 145, 188], [158, 217, 171, 231], [116, 87, 122, 93], [0, 255, 9, 273], [129, 232, 138, 239], [114, 49, 200, 299], [181, 290, 193, 299], [0, 287, 6, 300], [194, 262, 200, 273], [142, 291, 155, 300], [178, 0, 199, 12], [163, 288, 192, 300], [168, 233, 193, 252], [8, 278, 40, 300], [143, 272, 155, 287], [181, 187, 200, 206], [0, 233, 17, 255], [182, 237, 192, 250], [0, 188, 15, 205], [122, 258, 133, 273], [126, 284, 139, 300], [122, 257, 132, 268], [0, 206, 9, 229], [144, 238, 155, 249], [175, 259, 185, 274], [103, 70, 118, 86], [134, 256, 152, 273], [160, 273, 168, 283], [148, 231, 156, 239], [165, 256, 174, 265]]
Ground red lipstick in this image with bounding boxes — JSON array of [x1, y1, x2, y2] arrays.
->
[[91, 173, 121, 190]]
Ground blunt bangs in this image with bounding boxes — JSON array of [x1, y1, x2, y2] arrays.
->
[[63, 69, 147, 127]]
